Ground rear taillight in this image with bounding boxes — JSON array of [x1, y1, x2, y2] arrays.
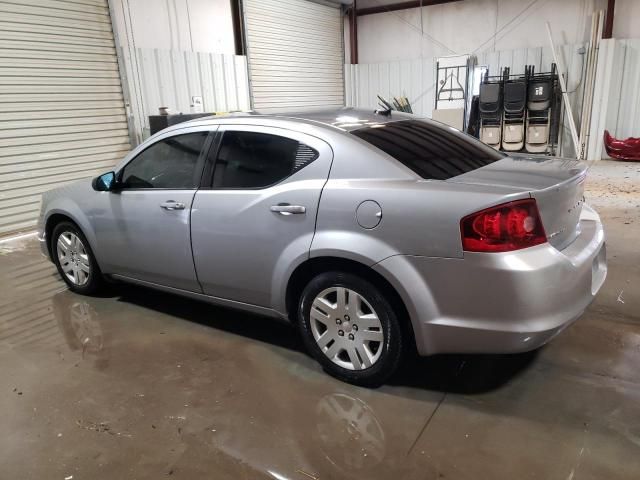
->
[[460, 199, 547, 253]]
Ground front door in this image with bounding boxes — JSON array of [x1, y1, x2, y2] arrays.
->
[[95, 129, 212, 291], [190, 126, 333, 307]]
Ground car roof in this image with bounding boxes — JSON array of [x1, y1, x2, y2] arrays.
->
[[170, 107, 418, 134], [271, 108, 417, 132]]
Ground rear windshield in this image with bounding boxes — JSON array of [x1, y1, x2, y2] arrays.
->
[[351, 119, 505, 180]]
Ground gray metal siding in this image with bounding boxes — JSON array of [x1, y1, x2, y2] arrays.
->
[[128, 48, 251, 139], [345, 43, 587, 158], [0, 0, 130, 236], [243, 0, 344, 112], [607, 39, 640, 140]]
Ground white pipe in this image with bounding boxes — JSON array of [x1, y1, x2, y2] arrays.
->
[[581, 13, 597, 156], [546, 21, 581, 158], [578, 13, 597, 154], [588, 14, 609, 161], [582, 11, 604, 160]]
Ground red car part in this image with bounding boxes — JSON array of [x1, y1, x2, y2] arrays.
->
[[604, 130, 640, 161]]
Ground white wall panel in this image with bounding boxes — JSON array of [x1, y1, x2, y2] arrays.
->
[[110, 0, 246, 144], [125, 47, 250, 138], [0, 0, 130, 236], [588, 38, 640, 160], [346, 44, 587, 157], [613, 39, 640, 139], [353, 0, 606, 63], [349, 38, 640, 160], [346, 57, 436, 118], [110, 0, 235, 53], [612, 0, 640, 40]]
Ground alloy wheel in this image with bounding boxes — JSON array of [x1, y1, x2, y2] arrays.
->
[[309, 287, 384, 370]]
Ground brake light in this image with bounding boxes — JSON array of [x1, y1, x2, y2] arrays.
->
[[460, 199, 547, 252]]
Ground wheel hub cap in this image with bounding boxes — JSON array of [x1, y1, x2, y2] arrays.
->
[[56, 231, 90, 286], [310, 287, 384, 371]]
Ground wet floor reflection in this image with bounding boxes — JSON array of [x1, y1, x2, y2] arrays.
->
[[0, 249, 66, 349], [315, 393, 386, 471], [2, 237, 640, 479], [0, 238, 537, 394], [52, 292, 110, 369]]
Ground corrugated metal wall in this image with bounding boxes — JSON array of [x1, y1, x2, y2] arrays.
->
[[243, 0, 344, 112], [123, 48, 250, 140], [614, 39, 640, 139], [0, 0, 130, 236], [585, 38, 640, 160], [345, 58, 437, 119], [345, 44, 587, 157]]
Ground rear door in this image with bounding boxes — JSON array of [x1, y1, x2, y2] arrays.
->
[[190, 125, 332, 308]]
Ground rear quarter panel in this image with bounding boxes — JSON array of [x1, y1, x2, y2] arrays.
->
[[311, 139, 530, 262]]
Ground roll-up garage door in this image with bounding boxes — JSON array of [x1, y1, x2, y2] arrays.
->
[[0, 0, 130, 236], [243, 0, 344, 112]]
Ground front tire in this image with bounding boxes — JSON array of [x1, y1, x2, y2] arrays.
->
[[298, 272, 403, 387], [51, 222, 103, 295]]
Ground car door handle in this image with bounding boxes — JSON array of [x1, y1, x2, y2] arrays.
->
[[270, 204, 306, 215], [160, 201, 186, 210]]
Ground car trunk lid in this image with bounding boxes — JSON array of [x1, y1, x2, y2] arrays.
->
[[448, 155, 587, 250]]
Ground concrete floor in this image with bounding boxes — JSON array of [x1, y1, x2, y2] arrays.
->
[[1, 160, 639, 479]]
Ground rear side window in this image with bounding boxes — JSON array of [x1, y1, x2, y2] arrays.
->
[[351, 120, 505, 180], [212, 131, 318, 189]]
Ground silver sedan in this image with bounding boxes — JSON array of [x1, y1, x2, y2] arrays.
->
[[37, 109, 607, 386]]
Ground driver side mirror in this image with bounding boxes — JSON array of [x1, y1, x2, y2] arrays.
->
[[92, 171, 117, 192]]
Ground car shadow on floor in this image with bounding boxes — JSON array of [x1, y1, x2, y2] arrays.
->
[[112, 283, 304, 352], [389, 350, 538, 394], [111, 283, 538, 395]]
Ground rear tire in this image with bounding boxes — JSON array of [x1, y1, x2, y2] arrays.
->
[[298, 271, 403, 387], [51, 222, 103, 295]]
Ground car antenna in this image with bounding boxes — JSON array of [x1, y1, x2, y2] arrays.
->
[[375, 95, 393, 116]]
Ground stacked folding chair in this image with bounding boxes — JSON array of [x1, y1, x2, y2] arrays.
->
[[501, 68, 527, 151], [478, 76, 502, 150], [525, 65, 553, 153], [473, 64, 560, 154]]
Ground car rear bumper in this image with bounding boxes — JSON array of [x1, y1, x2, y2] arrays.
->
[[374, 204, 607, 355]]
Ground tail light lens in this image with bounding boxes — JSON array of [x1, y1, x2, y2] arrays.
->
[[461, 199, 547, 253]]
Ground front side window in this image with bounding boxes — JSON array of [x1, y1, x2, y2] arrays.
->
[[351, 120, 505, 180], [121, 132, 208, 189], [211, 131, 318, 189]]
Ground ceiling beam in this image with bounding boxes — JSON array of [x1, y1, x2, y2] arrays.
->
[[356, 0, 462, 16]]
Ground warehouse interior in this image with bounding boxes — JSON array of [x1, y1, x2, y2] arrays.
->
[[1, 0, 639, 478]]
